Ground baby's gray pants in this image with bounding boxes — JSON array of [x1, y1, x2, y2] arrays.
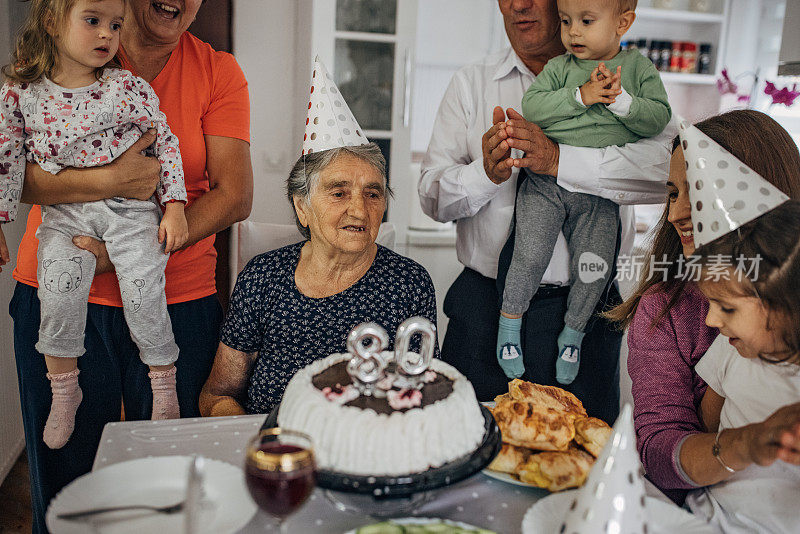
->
[[502, 173, 619, 332], [35, 198, 178, 366]]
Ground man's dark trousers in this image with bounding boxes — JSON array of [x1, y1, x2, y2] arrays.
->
[[441, 242, 622, 424]]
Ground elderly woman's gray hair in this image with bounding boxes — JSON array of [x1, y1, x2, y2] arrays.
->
[[287, 143, 392, 239]]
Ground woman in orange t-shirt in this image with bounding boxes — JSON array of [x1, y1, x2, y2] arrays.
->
[[9, 2, 252, 532]]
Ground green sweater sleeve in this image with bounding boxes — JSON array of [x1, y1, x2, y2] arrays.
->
[[616, 59, 672, 138], [521, 57, 588, 129]]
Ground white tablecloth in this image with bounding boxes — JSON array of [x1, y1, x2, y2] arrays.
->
[[93, 414, 546, 533]]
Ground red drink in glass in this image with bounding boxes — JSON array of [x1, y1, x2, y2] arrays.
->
[[245, 444, 316, 518], [244, 428, 316, 532]]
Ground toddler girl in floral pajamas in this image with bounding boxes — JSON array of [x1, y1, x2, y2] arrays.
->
[[0, 0, 188, 448]]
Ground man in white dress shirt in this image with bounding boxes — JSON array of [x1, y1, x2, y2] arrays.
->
[[419, 0, 675, 423]]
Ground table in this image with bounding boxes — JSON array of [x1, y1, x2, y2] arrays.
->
[[94, 415, 544, 533]]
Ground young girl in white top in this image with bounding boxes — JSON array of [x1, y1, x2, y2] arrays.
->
[[689, 200, 800, 533], [0, 0, 188, 449]]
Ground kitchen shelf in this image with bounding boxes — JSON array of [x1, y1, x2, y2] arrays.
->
[[636, 7, 726, 23], [659, 72, 718, 85]]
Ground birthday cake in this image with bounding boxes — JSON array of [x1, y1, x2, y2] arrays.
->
[[277, 319, 486, 476]]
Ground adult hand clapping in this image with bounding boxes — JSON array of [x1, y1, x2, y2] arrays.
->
[[481, 107, 560, 184], [482, 107, 515, 184]]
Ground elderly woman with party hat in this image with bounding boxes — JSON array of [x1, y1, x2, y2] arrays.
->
[[199, 59, 437, 416], [607, 110, 800, 506]]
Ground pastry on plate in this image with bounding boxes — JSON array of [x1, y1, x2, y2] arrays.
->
[[491, 398, 576, 451], [487, 443, 532, 475], [493, 392, 512, 405], [517, 448, 594, 492], [507, 379, 587, 417], [574, 416, 613, 457]]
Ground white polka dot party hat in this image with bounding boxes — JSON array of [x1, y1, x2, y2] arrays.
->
[[558, 404, 650, 534], [302, 56, 369, 155], [678, 116, 789, 248]]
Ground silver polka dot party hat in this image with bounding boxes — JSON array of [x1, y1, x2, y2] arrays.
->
[[558, 404, 649, 534], [677, 116, 789, 248], [302, 56, 370, 156]]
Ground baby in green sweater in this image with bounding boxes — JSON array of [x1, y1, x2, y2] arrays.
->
[[497, 0, 671, 385]]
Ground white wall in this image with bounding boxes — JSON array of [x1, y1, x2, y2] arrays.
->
[[232, 0, 302, 224], [415, 0, 506, 67], [0, 1, 30, 484], [411, 0, 507, 153]]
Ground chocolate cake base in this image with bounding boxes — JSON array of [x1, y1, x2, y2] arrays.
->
[[311, 361, 453, 414]]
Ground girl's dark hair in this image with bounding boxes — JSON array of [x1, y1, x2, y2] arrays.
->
[[605, 110, 800, 328], [695, 200, 800, 364], [3, 0, 122, 84]]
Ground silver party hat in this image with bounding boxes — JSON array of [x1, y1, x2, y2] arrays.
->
[[559, 404, 649, 534], [302, 56, 369, 156], [677, 116, 789, 247]]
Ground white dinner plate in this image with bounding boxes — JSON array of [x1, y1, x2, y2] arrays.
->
[[345, 517, 493, 533], [521, 490, 716, 534], [481, 468, 550, 490], [47, 456, 257, 534]]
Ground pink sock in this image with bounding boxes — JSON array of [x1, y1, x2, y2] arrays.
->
[[43, 369, 82, 449], [149, 367, 180, 420]]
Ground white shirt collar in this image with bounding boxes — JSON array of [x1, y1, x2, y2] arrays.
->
[[492, 47, 536, 81]]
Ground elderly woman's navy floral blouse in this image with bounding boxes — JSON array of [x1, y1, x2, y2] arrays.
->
[[220, 242, 439, 414]]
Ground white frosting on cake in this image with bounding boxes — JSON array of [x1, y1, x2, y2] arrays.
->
[[277, 351, 486, 476]]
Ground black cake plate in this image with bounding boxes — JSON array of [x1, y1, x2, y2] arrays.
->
[[261, 404, 501, 499]]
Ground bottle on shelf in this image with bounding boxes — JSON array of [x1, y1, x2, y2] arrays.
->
[[659, 41, 673, 71], [682, 42, 698, 73], [697, 43, 713, 74], [637, 38, 713, 75], [669, 41, 683, 72], [649, 41, 662, 68], [636, 39, 649, 60]]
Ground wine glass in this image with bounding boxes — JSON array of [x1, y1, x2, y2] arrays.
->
[[244, 428, 316, 533]]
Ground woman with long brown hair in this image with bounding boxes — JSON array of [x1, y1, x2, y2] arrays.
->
[[606, 110, 800, 503]]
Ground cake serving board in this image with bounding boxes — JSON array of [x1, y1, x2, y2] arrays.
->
[[262, 405, 501, 499]]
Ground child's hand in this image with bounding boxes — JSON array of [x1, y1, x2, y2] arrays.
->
[[0, 226, 9, 271], [158, 202, 188, 254], [600, 64, 623, 98], [580, 63, 622, 106]]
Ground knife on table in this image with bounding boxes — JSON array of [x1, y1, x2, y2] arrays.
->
[[183, 455, 205, 534]]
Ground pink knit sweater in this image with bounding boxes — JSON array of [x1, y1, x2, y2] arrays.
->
[[627, 282, 718, 502]]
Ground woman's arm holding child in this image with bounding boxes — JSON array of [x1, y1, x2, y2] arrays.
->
[[680, 402, 800, 486], [21, 130, 161, 205], [699, 386, 724, 432]]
